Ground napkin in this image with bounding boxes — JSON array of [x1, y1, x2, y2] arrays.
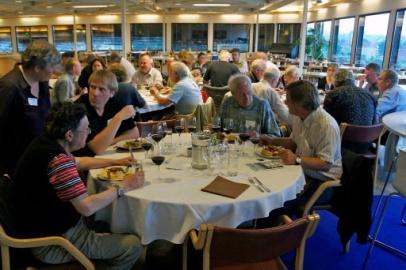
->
[[201, 176, 250, 199]]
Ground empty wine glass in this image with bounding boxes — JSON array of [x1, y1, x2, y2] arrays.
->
[[141, 139, 153, 161], [162, 121, 173, 149]]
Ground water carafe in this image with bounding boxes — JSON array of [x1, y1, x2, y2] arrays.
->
[[191, 133, 210, 169]]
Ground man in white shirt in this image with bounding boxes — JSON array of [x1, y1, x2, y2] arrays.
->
[[230, 48, 248, 74], [252, 66, 289, 124], [132, 54, 163, 87]]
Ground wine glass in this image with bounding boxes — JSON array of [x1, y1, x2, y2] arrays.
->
[[187, 117, 197, 133], [151, 146, 165, 181], [211, 116, 221, 133], [162, 121, 173, 150], [223, 118, 234, 135], [238, 122, 250, 156], [141, 139, 153, 161], [151, 124, 164, 151], [175, 118, 185, 137]]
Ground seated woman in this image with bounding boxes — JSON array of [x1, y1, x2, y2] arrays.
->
[[149, 61, 203, 115], [318, 63, 338, 91], [74, 70, 139, 156]]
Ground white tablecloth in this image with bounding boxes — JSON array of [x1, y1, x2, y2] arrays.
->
[[137, 88, 171, 114], [88, 135, 306, 244]]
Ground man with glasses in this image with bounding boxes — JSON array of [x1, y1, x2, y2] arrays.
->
[[0, 40, 61, 176], [74, 70, 139, 156]]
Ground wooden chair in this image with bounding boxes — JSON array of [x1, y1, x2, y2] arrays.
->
[[182, 214, 320, 270], [202, 85, 229, 114], [0, 175, 95, 270], [176, 97, 216, 132], [301, 123, 385, 252]]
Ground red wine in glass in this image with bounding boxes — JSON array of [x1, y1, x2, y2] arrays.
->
[[175, 125, 184, 135], [152, 134, 163, 143], [212, 125, 221, 133], [239, 133, 250, 142], [187, 125, 197, 133], [158, 130, 167, 138], [151, 156, 165, 166], [250, 137, 260, 145], [141, 142, 153, 151]]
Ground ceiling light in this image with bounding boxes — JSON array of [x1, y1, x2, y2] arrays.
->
[[46, 6, 52, 9], [15, 0, 22, 3], [193, 4, 230, 7], [73, 5, 109, 9]]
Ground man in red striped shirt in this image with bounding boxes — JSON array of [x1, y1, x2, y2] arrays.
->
[[13, 102, 144, 269]]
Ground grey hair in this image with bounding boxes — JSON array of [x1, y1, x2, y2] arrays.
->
[[285, 65, 301, 79], [251, 59, 267, 72], [263, 66, 281, 81], [170, 61, 190, 80], [286, 80, 319, 111], [228, 74, 252, 94], [381, 70, 399, 87], [219, 50, 231, 61], [21, 40, 61, 70], [334, 69, 355, 87]]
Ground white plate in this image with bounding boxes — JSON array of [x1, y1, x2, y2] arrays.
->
[[255, 147, 282, 159], [116, 139, 144, 150], [98, 166, 134, 181]]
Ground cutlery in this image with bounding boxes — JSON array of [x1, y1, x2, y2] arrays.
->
[[253, 177, 271, 193], [248, 178, 264, 192], [165, 167, 181, 170]]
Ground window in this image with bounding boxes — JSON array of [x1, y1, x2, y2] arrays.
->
[[331, 17, 355, 64], [390, 9, 406, 71], [53, 25, 87, 52], [131, 23, 163, 51], [172, 23, 207, 51], [16, 26, 48, 52], [91, 24, 122, 51], [0, 27, 12, 54], [355, 13, 390, 67], [306, 21, 331, 60], [213, 24, 250, 52], [256, 24, 274, 52], [276, 23, 301, 44]]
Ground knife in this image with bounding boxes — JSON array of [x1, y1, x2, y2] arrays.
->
[[254, 177, 271, 193]]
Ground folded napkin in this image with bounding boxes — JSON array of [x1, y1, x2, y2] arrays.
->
[[201, 176, 250, 199]]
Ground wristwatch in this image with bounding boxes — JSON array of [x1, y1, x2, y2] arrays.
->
[[112, 184, 125, 198], [295, 156, 302, 165]]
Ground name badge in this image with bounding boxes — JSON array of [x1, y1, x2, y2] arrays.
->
[[245, 120, 256, 129], [28, 98, 38, 106]]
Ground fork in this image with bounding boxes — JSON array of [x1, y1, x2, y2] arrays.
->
[[248, 178, 264, 192]]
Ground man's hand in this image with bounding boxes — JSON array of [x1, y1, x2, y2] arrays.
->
[[280, 149, 296, 165], [149, 86, 159, 97], [112, 156, 137, 166], [122, 171, 145, 192], [116, 105, 136, 121]]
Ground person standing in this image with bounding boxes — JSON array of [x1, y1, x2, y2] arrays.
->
[[0, 40, 61, 176]]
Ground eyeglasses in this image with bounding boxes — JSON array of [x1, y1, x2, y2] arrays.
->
[[76, 127, 91, 135]]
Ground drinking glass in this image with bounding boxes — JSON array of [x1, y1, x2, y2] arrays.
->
[[212, 117, 221, 133], [238, 123, 250, 156], [141, 139, 153, 161], [187, 117, 197, 133], [175, 118, 185, 137], [151, 124, 164, 151], [151, 146, 165, 180], [223, 118, 234, 135]]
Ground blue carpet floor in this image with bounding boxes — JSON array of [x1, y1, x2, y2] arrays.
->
[[282, 196, 406, 269]]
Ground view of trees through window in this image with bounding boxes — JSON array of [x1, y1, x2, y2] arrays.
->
[[332, 17, 354, 64], [390, 9, 406, 71], [306, 21, 331, 60], [356, 13, 389, 67], [0, 27, 12, 53], [131, 23, 163, 51]]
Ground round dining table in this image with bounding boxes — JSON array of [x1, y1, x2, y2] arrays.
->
[[87, 134, 306, 245]]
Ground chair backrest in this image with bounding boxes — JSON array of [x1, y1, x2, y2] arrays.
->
[[203, 85, 230, 114], [393, 148, 406, 196], [0, 175, 16, 237], [204, 214, 319, 270], [136, 119, 176, 137], [176, 97, 216, 132], [340, 123, 384, 144]]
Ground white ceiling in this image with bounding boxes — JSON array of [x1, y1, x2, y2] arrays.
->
[[0, 0, 359, 17]]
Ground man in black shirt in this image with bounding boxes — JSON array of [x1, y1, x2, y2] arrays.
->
[[203, 50, 239, 87], [74, 70, 139, 156], [0, 40, 61, 176]]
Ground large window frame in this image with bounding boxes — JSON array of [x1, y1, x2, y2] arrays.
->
[[16, 25, 48, 52], [0, 27, 12, 54], [276, 23, 301, 44], [390, 9, 406, 71], [306, 20, 332, 60], [255, 24, 275, 52], [172, 23, 208, 52], [131, 23, 164, 52], [90, 24, 122, 51], [52, 24, 87, 52], [355, 12, 390, 67], [213, 23, 250, 52]]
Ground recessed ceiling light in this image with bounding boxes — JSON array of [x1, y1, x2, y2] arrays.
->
[[175, 3, 181, 5], [46, 6, 52, 9], [193, 3, 230, 7], [15, 0, 22, 3], [73, 5, 109, 9]]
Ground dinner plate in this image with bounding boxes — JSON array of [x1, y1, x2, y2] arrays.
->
[[116, 139, 144, 150], [98, 166, 134, 181], [255, 147, 282, 159]]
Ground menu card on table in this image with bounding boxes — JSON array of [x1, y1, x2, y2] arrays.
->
[[201, 176, 249, 199]]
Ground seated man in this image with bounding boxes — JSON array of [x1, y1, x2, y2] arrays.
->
[[75, 70, 139, 156], [13, 102, 144, 269], [248, 59, 267, 83], [150, 61, 203, 115], [261, 80, 342, 218], [376, 69, 406, 122], [203, 50, 240, 87], [252, 66, 290, 124], [359, 62, 381, 97], [218, 74, 281, 137], [324, 69, 376, 126], [132, 54, 163, 87], [280, 65, 301, 89]]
